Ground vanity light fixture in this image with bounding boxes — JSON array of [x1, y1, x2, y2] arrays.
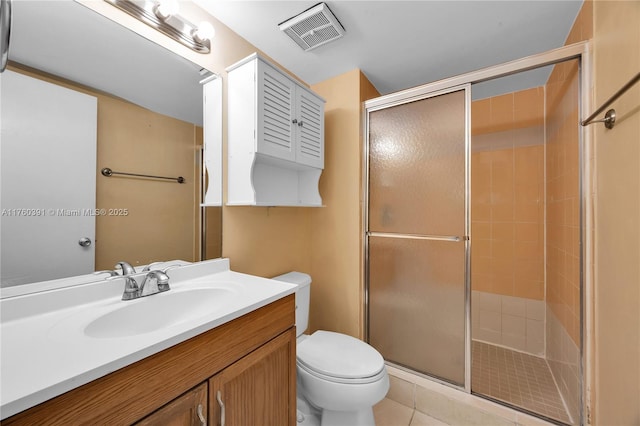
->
[[105, 0, 214, 54]]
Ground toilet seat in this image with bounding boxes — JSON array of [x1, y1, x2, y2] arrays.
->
[[297, 359, 387, 384], [297, 331, 385, 384]]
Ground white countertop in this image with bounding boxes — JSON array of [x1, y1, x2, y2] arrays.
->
[[0, 259, 296, 420]]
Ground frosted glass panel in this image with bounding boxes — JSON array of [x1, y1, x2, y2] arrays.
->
[[369, 90, 465, 236], [367, 87, 467, 387], [369, 236, 466, 385]]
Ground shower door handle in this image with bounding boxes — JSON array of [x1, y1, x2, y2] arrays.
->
[[367, 232, 467, 242]]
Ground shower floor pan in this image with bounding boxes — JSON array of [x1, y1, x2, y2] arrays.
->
[[471, 341, 571, 424]]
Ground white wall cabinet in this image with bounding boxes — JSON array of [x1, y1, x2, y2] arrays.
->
[[201, 76, 223, 207], [227, 53, 325, 206]]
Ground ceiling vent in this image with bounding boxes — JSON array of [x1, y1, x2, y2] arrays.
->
[[278, 3, 345, 52]]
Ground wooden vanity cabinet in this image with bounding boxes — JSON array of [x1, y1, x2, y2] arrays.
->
[[3, 295, 296, 426], [209, 330, 293, 425]]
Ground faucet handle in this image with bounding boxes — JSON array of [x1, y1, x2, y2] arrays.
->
[[145, 270, 171, 292], [162, 264, 182, 274], [142, 261, 163, 272]]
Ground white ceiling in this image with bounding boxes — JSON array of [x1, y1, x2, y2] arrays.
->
[[195, 0, 583, 97]]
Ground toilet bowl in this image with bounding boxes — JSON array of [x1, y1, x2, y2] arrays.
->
[[273, 272, 389, 426]]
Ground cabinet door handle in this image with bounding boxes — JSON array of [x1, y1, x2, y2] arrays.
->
[[298, 120, 304, 127], [292, 118, 298, 124], [216, 390, 225, 426], [196, 403, 206, 426]]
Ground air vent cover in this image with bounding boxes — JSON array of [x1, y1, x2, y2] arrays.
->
[[279, 3, 345, 52]]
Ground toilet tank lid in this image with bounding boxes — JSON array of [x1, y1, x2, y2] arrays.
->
[[272, 271, 311, 287]]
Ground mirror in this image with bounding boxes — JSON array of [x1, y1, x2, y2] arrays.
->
[[0, 0, 222, 291]]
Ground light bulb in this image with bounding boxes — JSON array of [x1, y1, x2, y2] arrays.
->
[[155, 0, 179, 20], [193, 21, 215, 43]]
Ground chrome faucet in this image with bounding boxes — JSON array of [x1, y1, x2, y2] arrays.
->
[[115, 262, 178, 300]]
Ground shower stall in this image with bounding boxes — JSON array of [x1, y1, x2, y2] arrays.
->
[[364, 44, 587, 425]]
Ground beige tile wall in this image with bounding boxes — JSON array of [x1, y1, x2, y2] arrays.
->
[[472, 290, 545, 355], [545, 60, 581, 346], [471, 88, 545, 301]]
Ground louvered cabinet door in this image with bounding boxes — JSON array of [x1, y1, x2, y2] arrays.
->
[[256, 63, 296, 162], [295, 88, 324, 169]]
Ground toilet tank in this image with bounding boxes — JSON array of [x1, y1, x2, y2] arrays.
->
[[272, 271, 311, 337]]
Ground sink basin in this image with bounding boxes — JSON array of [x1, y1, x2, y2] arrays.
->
[[84, 287, 235, 338]]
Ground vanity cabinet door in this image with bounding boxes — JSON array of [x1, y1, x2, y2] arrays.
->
[[135, 383, 208, 426], [209, 329, 296, 426]]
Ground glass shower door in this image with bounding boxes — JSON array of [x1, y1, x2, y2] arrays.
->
[[367, 87, 469, 386]]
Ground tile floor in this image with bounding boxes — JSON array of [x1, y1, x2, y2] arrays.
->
[[374, 398, 448, 426], [471, 341, 571, 424]]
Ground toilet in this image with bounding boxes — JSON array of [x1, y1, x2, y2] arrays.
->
[[273, 272, 389, 426]]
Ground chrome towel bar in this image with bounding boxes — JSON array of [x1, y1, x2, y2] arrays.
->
[[581, 71, 640, 129], [101, 167, 185, 184]]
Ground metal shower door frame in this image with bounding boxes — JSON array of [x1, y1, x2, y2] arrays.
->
[[363, 41, 590, 403], [364, 83, 472, 391]]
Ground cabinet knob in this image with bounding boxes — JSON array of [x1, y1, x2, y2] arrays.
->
[[292, 118, 298, 124], [298, 120, 304, 127]]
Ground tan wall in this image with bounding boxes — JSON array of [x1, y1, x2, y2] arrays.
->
[[8, 64, 201, 271], [593, 1, 640, 424], [471, 88, 545, 300], [307, 70, 379, 338]]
